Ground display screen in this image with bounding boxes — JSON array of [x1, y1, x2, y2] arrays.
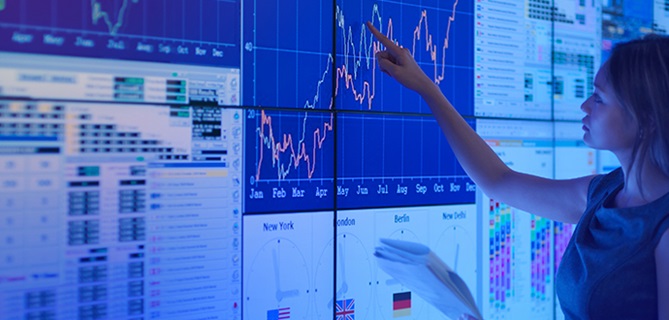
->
[[0, 1, 645, 319]]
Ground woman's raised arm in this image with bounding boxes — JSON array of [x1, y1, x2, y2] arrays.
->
[[366, 21, 593, 223]]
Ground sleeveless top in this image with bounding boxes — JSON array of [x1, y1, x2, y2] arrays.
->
[[556, 168, 669, 319]]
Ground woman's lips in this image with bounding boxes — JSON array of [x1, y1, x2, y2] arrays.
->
[[581, 117, 590, 131]]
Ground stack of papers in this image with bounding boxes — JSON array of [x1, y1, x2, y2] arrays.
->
[[374, 238, 482, 320]]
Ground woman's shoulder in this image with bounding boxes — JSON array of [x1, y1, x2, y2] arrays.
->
[[586, 167, 624, 201]]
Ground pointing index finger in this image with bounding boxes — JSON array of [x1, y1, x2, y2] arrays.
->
[[365, 21, 400, 53]]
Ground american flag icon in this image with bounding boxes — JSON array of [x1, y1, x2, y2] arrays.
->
[[267, 307, 290, 320]]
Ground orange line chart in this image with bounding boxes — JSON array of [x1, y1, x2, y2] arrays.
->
[[255, 110, 334, 181], [246, 108, 335, 213], [242, 0, 336, 213], [335, 1, 465, 112]]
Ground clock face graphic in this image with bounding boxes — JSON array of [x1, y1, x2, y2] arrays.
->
[[244, 237, 311, 319], [433, 224, 477, 294], [375, 228, 427, 319], [314, 232, 373, 319]]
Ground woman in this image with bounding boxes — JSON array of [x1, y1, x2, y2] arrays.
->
[[366, 22, 669, 319]]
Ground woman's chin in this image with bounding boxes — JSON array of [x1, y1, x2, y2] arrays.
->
[[582, 134, 593, 148]]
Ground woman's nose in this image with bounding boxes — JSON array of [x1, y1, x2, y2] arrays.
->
[[580, 96, 592, 113]]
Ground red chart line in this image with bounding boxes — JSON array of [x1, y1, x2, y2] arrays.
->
[[255, 110, 333, 181], [336, 0, 460, 109], [255, 1, 460, 181]]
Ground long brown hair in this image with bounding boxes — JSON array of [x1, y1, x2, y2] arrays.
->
[[606, 35, 669, 188]]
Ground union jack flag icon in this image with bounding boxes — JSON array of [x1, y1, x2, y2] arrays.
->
[[336, 298, 355, 320]]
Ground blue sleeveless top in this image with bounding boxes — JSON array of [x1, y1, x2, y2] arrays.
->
[[556, 168, 669, 319]]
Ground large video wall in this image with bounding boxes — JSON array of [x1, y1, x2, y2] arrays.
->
[[0, 1, 663, 319]]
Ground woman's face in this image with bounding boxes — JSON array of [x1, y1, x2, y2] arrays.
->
[[580, 66, 638, 153]]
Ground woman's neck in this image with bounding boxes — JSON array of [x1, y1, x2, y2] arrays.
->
[[616, 157, 669, 208]]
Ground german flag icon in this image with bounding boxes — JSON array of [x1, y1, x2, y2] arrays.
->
[[393, 291, 411, 318]]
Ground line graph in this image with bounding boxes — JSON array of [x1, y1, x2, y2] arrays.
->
[[335, 3, 455, 107], [336, 112, 475, 209], [335, 0, 473, 114], [255, 110, 333, 180], [91, 0, 139, 36], [0, 0, 240, 67], [242, 0, 333, 110], [245, 109, 335, 214], [241, 0, 334, 213]]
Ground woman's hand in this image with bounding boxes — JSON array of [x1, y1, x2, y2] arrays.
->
[[365, 21, 436, 95]]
